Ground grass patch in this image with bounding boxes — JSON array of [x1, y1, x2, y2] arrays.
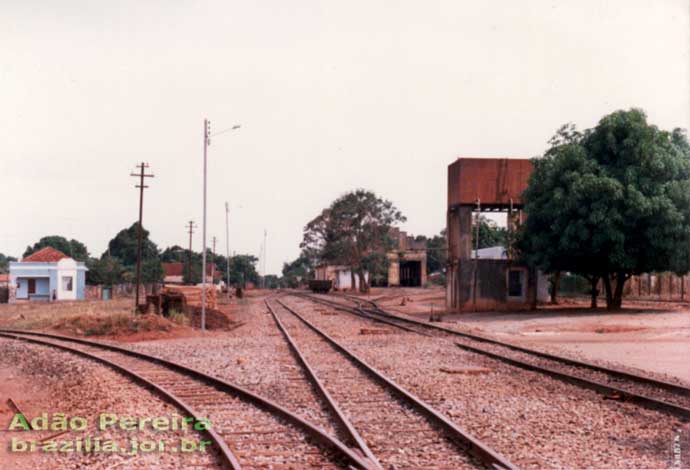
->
[[168, 309, 190, 326], [0, 299, 181, 338], [54, 313, 173, 337]]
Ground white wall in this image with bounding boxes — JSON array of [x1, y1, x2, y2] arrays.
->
[[56, 258, 77, 300]]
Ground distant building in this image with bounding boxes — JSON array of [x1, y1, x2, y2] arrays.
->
[[313, 228, 427, 289], [386, 228, 427, 287], [162, 262, 184, 285], [314, 265, 369, 291], [9, 247, 88, 302], [162, 262, 221, 285], [0, 274, 9, 288]]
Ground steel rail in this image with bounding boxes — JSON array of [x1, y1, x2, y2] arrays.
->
[[341, 293, 690, 397], [274, 298, 517, 470], [340, 292, 690, 397], [0, 328, 373, 470], [265, 297, 381, 470], [0, 331, 240, 470], [299, 294, 690, 419]]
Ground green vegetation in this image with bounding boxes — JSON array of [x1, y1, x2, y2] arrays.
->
[[281, 250, 315, 288], [225, 254, 260, 287], [55, 313, 173, 336], [301, 189, 406, 293], [106, 223, 160, 266], [419, 231, 446, 274], [518, 109, 690, 309], [86, 255, 125, 286], [473, 216, 507, 250], [23, 236, 89, 261], [0, 253, 17, 273], [96, 223, 164, 284]]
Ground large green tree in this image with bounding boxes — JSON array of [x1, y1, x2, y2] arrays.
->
[[518, 109, 690, 309], [301, 189, 406, 292], [104, 223, 163, 283], [24, 236, 89, 261], [105, 223, 160, 266]]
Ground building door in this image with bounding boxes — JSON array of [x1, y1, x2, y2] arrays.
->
[[400, 261, 422, 287], [28, 279, 36, 295]]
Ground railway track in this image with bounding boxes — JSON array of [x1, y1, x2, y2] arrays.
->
[[266, 296, 516, 470], [0, 329, 372, 470], [299, 292, 690, 420]]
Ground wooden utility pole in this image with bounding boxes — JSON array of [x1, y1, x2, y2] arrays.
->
[[186, 221, 197, 284], [130, 163, 154, 313]]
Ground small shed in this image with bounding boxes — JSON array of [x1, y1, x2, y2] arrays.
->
[[9, 247, 88, 302], [314, 265, 369, 290]]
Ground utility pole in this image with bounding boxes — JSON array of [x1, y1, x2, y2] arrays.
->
[[200, 120, 240, 326], [201, 118, 210, 333], [473, 198, 481, 312], [211, 236, 217, 285], [263, 229, 267, 289], [186, 220, 197, 284], [225, 202, 231, 297], [130, 162, 154, 313]]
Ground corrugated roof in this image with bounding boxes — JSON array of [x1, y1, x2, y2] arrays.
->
[[22, 247, 70, 262], [163, 262, 218, 277], [162, 262, 185, 276]]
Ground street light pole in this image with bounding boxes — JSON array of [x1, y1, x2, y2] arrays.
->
[[202, 119, 210, 333], [202, 120, 241, 332]]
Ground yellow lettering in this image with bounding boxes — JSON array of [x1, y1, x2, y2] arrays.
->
[[8, 414, 30, 431], [99, 413, 118, 430]]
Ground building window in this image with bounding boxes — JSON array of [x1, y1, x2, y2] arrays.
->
[[62, 276, 73, 292], [508, 269, 524, 297]]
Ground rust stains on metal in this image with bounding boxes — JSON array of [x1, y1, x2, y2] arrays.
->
[[447, 157, 533, 207]]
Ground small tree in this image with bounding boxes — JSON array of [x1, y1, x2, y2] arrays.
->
[[183, 261, 202, 285], [282, 250, 315, 288], [226, 255, 260, 287], [518, 109, 690, 309], [86, 256, 125, 286], [141, 258, 164, 284]]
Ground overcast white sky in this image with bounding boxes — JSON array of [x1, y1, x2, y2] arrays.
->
[[1, 1, 688, 274]]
